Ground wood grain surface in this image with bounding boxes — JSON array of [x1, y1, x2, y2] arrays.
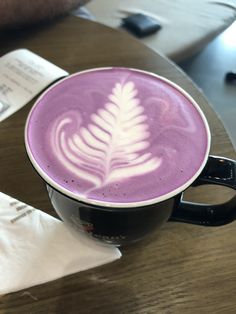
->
[[0, 16, 235, 314]]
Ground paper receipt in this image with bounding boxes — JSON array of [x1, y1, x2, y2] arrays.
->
[[0, 49, 69, 122]]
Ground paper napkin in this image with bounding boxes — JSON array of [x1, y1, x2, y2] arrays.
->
[[0, 192, 121, 295]]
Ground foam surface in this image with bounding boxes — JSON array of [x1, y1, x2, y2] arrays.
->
[[26, 68, 209, 205]]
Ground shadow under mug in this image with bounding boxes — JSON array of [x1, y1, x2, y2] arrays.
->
[[46, 155, 236, 246]]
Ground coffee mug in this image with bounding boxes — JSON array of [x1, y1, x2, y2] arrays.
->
[[25, 67, 236, 246]]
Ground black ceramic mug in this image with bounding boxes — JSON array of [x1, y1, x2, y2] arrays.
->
[[24, 67, 236, 246]]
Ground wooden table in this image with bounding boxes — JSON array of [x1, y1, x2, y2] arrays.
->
[[0, 16, 235, 314]]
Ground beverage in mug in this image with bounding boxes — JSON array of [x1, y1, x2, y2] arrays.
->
[[25, 68, 236, 245]]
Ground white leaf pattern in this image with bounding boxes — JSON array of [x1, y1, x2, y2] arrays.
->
[[50, 81, 162, 193]]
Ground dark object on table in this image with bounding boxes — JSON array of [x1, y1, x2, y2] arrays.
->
[[225, 71, 236, 83], [121, 13, 161, 38]]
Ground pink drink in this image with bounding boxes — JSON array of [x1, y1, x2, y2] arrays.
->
[[25, 68, 210, 206]]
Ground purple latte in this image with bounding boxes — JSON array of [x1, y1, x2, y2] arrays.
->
[[25, 68, 210, 206]]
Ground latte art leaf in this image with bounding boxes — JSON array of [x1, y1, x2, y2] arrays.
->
[[50, 81, 162, 193]]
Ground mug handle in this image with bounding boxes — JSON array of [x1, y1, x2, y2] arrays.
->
[[169, 155, 236, 226]]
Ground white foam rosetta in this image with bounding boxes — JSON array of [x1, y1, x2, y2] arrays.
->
[[50, 81, 161, 192]]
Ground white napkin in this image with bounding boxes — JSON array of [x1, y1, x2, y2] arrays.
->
[[0, 192, 121, 295]]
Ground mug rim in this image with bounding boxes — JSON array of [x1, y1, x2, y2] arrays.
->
[[24, 67, 211, 209]]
